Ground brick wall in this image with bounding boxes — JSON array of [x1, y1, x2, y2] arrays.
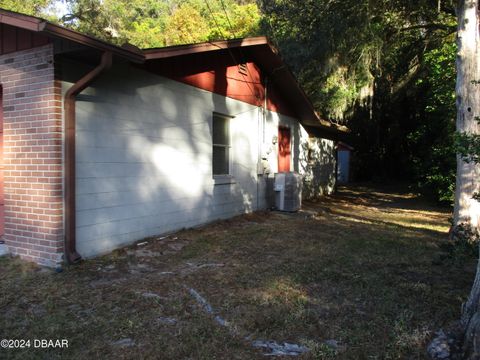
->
[[0, 44, 64, 266]]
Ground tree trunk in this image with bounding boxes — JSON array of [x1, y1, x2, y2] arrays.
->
[[454, 1, 480, 229], [455, 0, 480, 357]]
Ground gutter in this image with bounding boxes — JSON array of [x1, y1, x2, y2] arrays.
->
[[64, 51, 112, 263]]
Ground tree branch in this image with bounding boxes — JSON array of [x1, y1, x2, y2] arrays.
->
[[400, 23, 456, 32]]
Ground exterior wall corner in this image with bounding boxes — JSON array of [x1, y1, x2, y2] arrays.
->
[[0, 44, 64, 267]]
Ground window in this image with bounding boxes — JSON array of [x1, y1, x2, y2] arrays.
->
[[212, 113, 231, 176]]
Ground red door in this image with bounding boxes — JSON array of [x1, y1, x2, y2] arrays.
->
[[278, 127, 291, 172], [0, 85, 4, 236]]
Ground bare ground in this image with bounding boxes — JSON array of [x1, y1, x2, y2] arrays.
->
[[0, 185, 475, 359]]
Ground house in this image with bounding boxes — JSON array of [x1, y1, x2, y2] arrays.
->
[[0, 9, 344, 267]]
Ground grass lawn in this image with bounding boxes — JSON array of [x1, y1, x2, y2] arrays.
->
[[0, 185, 475, 359]]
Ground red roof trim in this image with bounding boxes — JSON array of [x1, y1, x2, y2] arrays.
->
[[0, 9, 42, 30], [144, 36, 275, 60]]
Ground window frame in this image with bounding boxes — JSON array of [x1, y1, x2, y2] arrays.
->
[[212, 112, 234, 182]]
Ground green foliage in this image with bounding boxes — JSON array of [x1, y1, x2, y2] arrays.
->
[[0, 0, 54, 17], [259, 0, 382, 122], [408, 41, 457, 203], [164, 4, 211, 46], [259, 0, 456, 122], [260, 0, 458, 202], [456, 132, 480, 164], [61, 0, 261, 47]]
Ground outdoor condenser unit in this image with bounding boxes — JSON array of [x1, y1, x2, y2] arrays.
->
[[274, 172, 302, 212]]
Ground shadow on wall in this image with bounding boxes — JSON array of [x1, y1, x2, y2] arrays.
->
[[73, 62, 262, 256], [301, 138, 336, 199], [292, 123, 301, 173]]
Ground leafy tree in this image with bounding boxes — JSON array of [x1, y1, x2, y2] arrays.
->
[[203, 1, 261, 40], [260, 0, 457, 201], [408, 41, 457, 202], [164, 3, 210, 45], [0, 0, 55, 17], [61, 0, 261, 47], [104, 0, 172, 48]]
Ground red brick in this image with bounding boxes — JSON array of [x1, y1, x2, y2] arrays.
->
[[1, 44, 64, 266]]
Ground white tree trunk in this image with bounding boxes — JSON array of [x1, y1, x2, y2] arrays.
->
[[454, 0, 480, 232], [456, 1, 480, 356]]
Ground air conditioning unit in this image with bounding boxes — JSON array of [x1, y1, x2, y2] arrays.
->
[[274, 172, 302, 212]]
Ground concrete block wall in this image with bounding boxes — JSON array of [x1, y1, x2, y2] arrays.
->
[[0, 44, 64, 266], [61, 61, 336, 258], [303, 137, 337, 198]]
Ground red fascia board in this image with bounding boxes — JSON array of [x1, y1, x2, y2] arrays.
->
[[144, 36, 274, 60], [0, 12, 42, 31]]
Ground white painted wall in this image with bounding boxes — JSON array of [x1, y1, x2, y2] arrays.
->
[[304, 138, 337, 197], [62, 62, 335, 257]]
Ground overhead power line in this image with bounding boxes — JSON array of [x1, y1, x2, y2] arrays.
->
[[203, 0, 262, 104], [219, 0, 236, 38]]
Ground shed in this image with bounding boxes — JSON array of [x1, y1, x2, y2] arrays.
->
[[337, 142, 354, 184]]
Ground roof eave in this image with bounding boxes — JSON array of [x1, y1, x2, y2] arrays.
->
[[0, 8, 145, 63], [143, 36, 274, 60], [0, 10, 42, 31], [40, 23, 144, 63]]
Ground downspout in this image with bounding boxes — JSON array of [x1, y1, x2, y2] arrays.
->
[[64, 51, 112, 263], [257, 76, 268, 210], [264, 76, 268, 142]]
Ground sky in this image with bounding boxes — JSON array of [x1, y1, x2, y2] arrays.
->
[[52, 0, 68, 17]]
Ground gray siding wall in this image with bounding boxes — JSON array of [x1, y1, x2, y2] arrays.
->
[[62, 62, 335, 257]]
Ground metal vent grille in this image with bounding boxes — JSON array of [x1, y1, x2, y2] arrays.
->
[[238, 63, 248, 76]]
